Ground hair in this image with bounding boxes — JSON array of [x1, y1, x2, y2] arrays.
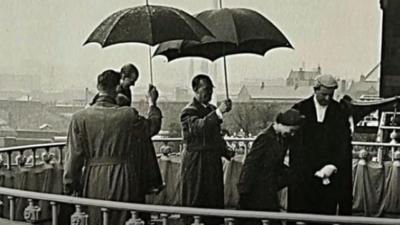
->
[[120, 64, 139, 79], [191, 74, 214, 91], [97, 70, 121, 92]]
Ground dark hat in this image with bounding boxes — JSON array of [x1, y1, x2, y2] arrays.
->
[[276, 109, 306, 126]]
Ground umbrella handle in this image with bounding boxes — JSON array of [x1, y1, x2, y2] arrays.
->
[[223, 56, 229, 99], [149, 45, 154, 84]]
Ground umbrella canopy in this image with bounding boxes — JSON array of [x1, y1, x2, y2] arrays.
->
[[84, 5, 214, 47], [153, 8, 293, 61], [153, 8, 293, 98]]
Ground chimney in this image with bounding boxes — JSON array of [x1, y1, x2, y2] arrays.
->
[[261, 82, 265, 89]]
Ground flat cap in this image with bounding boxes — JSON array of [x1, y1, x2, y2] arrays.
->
[[314, 74, 338, 89], [276, 108, 306, 126]]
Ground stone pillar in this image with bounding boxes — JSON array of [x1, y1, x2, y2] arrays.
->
[[380, 0, 400, 97]]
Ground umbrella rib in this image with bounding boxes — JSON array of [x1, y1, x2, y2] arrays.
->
[[103, 8, 132, 46], [173, 10, 198, 42], [229, 10, 240, 45], [146, 5, 154, 45]]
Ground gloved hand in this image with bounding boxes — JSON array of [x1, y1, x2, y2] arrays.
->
[[314, 164, 337, 185]]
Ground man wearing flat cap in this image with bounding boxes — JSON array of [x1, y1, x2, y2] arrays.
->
[[287, 74, 352, 224], [238, 109, 305, 225]]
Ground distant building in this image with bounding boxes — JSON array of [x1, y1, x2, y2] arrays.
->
[[174, 87, 190, 102], [286, 66, 321, 87], [237, 84, 313, 102], [346, 64, 380, 99], [0, 74, 41, 92]]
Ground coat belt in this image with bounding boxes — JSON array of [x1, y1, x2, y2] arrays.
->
[[87, 156, 127, 166]]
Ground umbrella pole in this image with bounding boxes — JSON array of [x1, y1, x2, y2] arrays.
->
[[223, 56, 229, 99], [149, 45, 154, 84]]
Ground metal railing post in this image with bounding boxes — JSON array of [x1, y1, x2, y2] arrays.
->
[[191, 215, 203, 225], [125, 211, 144, 225], [8, 196, 14, 221], [71, 205, 88, 225], [24, 198, 41, 223], [160, 213, 168, 225], [226, 217, 234, 225], [50, 201, 58, 225]]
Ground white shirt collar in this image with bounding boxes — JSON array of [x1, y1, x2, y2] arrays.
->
[[313, 95, 328, 123]]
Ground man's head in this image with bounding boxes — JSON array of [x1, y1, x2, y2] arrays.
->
[[313, 74, 338, 106], [120, 64, 139, 88], [97, 70, 121, 97], [274, 108, 305, 138], [192, 74, 214, 104]]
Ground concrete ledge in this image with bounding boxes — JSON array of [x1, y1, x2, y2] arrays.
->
[[0, 218, 30, 225]]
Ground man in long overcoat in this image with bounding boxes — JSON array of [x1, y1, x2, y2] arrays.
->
[[180, 74, 234, 225], [288, 74, 352, 224], [238, 109, 305, 225], [63, 70, 163, 225]]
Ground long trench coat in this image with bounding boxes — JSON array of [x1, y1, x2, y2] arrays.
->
[[237, 125, 289, 225], [180, 98, 230, 225], [288, 96, 352, 225], [63, 95, 162, 225]]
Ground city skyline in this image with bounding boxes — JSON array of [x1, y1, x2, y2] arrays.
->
[[0, 0, 382, 91]]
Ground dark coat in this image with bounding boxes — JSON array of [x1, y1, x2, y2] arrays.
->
[[180, 98, 230, 225], [63, 95, 162, 225], [288, 96, 352, 219], [237, 125, 289, 225]]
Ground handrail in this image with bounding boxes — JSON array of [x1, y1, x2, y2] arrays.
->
[[0, 187, 398, 224], [1, 139, 400, 153], [0, 142, 66, 153]]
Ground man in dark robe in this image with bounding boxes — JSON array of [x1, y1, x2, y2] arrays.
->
[[63, 69, 163, 225], [180, 74, 234, 225], [238, 109, 305, 225], [288, 74, 352, 225]]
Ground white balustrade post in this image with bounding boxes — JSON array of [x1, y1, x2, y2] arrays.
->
[[191, 216, 204, 225], [24, 198, 41, 223], [125, 211, 144, 225], [50, 201, 58, 225], [160, 213, 168, 225], [101, 208, 109, 225], [71, 205, 88, 225]]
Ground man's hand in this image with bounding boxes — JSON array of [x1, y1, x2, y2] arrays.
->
[[224, 149, 235, 161], [147, 183, 166, 195], [147, 84, 159, 106], [314, 164, 337, 185], [218, 99, 232, 114]]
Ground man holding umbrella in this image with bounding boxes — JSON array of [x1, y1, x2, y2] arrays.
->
[[64, 69, 163, 225], [180, 74, 234, 225]]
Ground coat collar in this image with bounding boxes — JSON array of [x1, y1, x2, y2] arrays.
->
[[93, 95, 117, 107]]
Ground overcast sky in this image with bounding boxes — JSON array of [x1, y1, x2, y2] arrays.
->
[[0, 0, 382, 91]]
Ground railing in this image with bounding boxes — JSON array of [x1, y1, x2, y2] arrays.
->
[[1, 137, 400, 169], [1, 186, 400, 225], [0, 139, 400, 224]]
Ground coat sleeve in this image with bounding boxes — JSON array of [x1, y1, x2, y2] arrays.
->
[[180, 107, 221, 137], [147, 105, 162, 137], [63, 116, 86, 194], [130, 106, 162, 138]]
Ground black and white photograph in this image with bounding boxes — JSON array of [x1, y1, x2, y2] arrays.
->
[[0, 0, 400, 224]]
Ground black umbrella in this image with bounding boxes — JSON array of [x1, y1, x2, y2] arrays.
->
[[84, 3, 213, 84], [154, 8, 293, 98]]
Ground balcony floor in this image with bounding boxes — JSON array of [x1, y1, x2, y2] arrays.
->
[[0, 219, 29, 225]]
